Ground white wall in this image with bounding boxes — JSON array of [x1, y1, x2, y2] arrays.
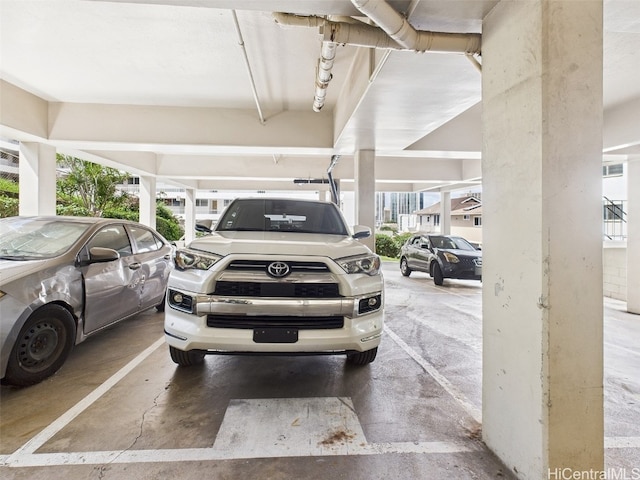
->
[[604, 243, 627, 301]]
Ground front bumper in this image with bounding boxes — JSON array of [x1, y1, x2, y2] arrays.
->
[[442, 264, 482, 280], [164, 290, 383, 354]]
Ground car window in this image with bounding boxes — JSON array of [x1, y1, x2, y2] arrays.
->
[[0, 218, 90, 259], [129, 226, 162, 253], [217, 199, 349, 235], [86, 225, 132, 256], [449, 236, 476, 251]]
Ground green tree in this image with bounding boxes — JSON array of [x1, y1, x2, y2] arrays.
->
[[56, 154, 129, 216], [56, 155, 183, 240]]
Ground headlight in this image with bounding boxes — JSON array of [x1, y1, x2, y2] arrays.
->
[[442, 252, 459, 263], [337, 254, 381, 276], [174, 248, 221, 270]]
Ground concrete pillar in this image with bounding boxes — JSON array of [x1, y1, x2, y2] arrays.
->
[[482, 2, 604, 479], [139, 176, 157, 230], [627, 157, 640, 313], [18, 142, 56, 216], [440, 191, 451, 235], [354, 150, 376, 252], [184, 188, 196, 246]]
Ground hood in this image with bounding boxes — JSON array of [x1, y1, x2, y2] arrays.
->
[[187, 231, 372, 259], [0, 258, 51, 286]]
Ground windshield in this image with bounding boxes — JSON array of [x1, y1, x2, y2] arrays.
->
[[216, 199, 349, 235], [0, 217, 91, 260], [429, 235, 476, 251]]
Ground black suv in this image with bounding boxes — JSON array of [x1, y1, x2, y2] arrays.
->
[[399, 234, 482, 285]]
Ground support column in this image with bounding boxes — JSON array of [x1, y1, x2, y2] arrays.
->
[[627, 157, 640, 313], [482, 2, 604, 479], [18, 142, 56, 216], [354, 150, 376, 252], [184, 188, 196, 246], [139, 176, 157, 230], [440, 191, 451, 235]]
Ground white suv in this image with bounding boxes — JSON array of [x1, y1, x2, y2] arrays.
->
[[164, 198, 384, 367]]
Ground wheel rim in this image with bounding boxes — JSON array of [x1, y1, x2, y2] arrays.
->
[[16, 320, 64, 372]]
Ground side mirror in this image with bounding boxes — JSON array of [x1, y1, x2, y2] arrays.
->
[[352, 225, 371, 239], [89, 247, 120, 263]]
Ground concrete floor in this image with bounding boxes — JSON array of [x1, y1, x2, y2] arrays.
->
[[1, 262, 638, 480]]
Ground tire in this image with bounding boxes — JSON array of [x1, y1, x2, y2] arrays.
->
[[400, 257, 412, 277], [4, 304, 76, 387], [169, 346, 205, 366], [432, 263, 444, 286], [346, 347, 378, 365]]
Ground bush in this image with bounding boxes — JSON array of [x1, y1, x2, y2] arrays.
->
[[375, 233, 400, 258], [155, 215, 183, 241], [395, 232, 413, 248], [57, 204, 91, 217], [374, 231, 415, 259], [0, 196, 18, 218]]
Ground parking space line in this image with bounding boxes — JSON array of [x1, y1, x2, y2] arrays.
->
[[384, 325, 482, 424], [4, 336, 165, 464], [605, 437, 640, 449], [5, 441, 478, 467]]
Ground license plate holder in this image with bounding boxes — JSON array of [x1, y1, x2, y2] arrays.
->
[[253, 328, 299, 343]]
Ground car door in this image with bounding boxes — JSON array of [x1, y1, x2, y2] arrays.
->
[[404, 236, 424, 273], [414, 236, 432, 271], [127, 225, 172, 310], [80, 224, 142, 333]]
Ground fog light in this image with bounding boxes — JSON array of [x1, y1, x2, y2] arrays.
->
[[358, 294, 382, 314], [168, 289, 194, 313]]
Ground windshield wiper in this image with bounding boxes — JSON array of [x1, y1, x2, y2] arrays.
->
[[0, 255, 42, 261]]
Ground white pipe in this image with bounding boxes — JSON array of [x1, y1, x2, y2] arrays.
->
[[351, 0, 417, 48], [350, 0, 481, 54], [273, 4, 481, 113], [466, 54, 482, 73], [272, 12, 324, 28], [232, 10, 266, 124], [314, 41, 337, 112]]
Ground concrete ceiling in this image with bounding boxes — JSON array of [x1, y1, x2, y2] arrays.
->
[[1, 0, 639, 194]]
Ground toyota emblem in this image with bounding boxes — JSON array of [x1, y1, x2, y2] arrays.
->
[[267, 261, 290, 278]]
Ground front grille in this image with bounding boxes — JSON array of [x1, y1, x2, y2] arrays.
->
[[225, 260, 330, 273], [207, 315, 344, 329], [458, 256, 480, 267], [214, 281, 340, 298]]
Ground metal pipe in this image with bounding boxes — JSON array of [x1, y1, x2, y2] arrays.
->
[[232, 10, 266, 124], [327, 155, 340, 204]]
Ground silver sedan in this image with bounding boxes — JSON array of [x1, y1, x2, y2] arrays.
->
[[0, 216, 173, 387]]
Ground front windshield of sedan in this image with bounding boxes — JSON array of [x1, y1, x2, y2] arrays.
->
[[217, 199, 349, 235], [0, 218, 91, 259]]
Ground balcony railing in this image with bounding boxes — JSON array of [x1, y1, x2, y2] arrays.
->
[[603, 197, 627, 241]]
